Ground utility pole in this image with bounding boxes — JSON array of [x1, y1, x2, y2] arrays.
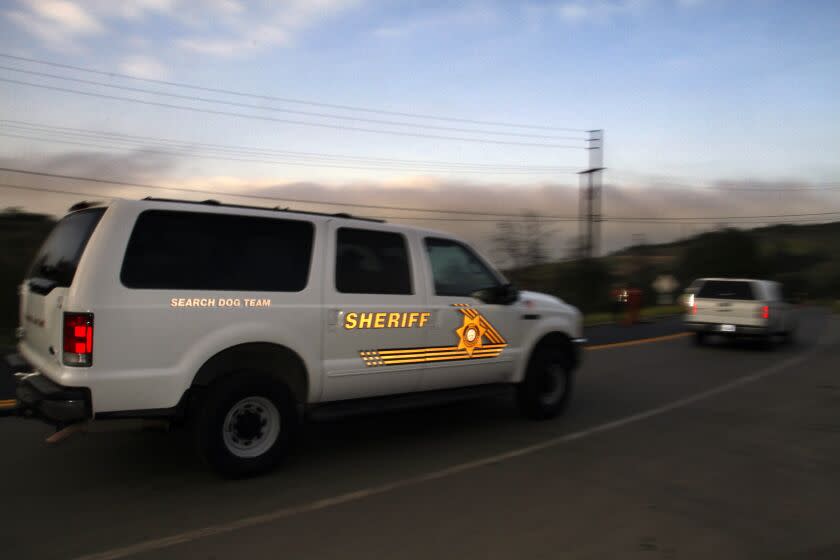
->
[[578, 129, 604, 259]]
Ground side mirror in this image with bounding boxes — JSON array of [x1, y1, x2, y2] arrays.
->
[[471, 283, 519, 305]]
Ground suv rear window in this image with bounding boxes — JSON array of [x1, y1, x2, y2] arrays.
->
[[335, 228, 412, 295], [696, 280, 755, 300], [121, 210, 314, 291], [27, 208, 105, 287]]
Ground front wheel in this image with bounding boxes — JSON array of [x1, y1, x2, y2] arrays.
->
[[193, 372, 298, 478], [517, 346, 574, 420]]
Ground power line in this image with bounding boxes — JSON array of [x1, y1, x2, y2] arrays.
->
[[4, 183, 839, 225], [606, 174, 840, 192], [0, 65, 585, 141], [0, 132, 573, 176], [0, 120, 580, 174], [0, 77, 585, 149], [0, 182, 583, 221], [2, 168, 839, 223], [0, 168, 581, 218], [599, 211, 840, 221], [0, 53, 588, 132]]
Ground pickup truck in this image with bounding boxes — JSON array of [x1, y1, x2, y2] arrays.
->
[[683, 278, 796, 347]]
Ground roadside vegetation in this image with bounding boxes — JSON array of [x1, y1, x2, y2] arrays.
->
[[507, 224, 840, 314]]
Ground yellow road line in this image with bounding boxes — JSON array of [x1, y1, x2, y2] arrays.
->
[[587, 332, 691, 351], [0, 399, 18, 409]]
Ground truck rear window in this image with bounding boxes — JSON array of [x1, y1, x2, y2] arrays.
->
[[696, 280, 755, 300], [27, 208, 105, 287], [120, 210, 314, 291]]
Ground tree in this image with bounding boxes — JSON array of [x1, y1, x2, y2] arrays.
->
[[492, 213, 549, 269], [677, 228, 765, 283]]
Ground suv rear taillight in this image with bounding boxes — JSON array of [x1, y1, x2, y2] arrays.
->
[[63, 312, 93, 366], [759, 305, 769, 320]]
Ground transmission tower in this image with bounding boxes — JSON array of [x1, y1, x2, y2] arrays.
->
[[578, 129, 604, 259]]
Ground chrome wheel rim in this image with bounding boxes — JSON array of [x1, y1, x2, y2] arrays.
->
[[222, 396, 281, 458]]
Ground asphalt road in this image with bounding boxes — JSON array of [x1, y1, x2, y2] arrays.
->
[[1, 308, 838, 559]]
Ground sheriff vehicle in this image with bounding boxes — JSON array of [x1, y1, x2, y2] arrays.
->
[[8, 198, 584, 477]]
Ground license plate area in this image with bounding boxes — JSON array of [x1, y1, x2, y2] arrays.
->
[[719, 324, 736, 333]]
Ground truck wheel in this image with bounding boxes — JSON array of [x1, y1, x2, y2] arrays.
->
[[193, 372, 298, 478], [783, 325, 797, 346], [761, 334, 777, 351], [693, 332, 706, 346], [517, 345, 574, 420]]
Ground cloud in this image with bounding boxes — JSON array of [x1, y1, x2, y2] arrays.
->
[[176, 24, 291, 57], [545, 0, 708, 25], [118, 55, 170, 79], [2, 149, 837, 259], [0, 149, 179, 182], [6, 0, 103, 51], [372, 4, 498, 38], [175, 0, 360, 58], [7, 0, 360, 57], [553, 1, 641, 24], [28, 0, 102, 32]]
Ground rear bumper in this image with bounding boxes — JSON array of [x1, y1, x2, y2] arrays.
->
[[4, 353, 92, 425], [683, 322, 769, 335]]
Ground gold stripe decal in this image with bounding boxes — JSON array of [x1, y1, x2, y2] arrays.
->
[[359, 304, 507, 367]]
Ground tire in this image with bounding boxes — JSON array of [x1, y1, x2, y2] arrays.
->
[[783, 325, 797, 346], [694, 332, 706, 346], [193, 371, 298, 478], [517, 345, 574, 420], [760, 334, 777, 351]]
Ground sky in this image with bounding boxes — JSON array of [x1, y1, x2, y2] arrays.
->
[[0, 0, 839, 259]]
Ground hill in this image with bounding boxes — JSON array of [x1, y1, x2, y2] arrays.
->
[[506, 221, 840, 312]]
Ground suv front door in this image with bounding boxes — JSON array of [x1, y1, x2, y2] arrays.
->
[[419, 237, 521, 391]]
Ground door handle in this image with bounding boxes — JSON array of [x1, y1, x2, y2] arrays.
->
[[327, 309, 343, 327]]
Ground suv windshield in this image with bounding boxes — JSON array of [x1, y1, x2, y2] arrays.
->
[[696, 280, 755, 300], [27, 208, 105, 287]]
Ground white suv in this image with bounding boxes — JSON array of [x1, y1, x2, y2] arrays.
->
[[11, 198, 584, 476], [683, 277, 796, 347]]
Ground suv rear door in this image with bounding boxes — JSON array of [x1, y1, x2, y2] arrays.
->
[[321, 222, 429, 401], [19, 207, 105, 370]]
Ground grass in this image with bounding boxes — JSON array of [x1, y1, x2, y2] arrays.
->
[[584, 304, 684, 327]]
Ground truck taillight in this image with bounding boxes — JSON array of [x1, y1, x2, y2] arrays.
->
[[692, 302, 697, 315], [760, 305, 769, 320], [63, 312, 93, 366]]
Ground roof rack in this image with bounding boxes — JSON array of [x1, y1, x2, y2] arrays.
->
[[68, 200, 104, 212], [140, 197, 385, 223]]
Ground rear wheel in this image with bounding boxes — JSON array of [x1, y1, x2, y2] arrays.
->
[[517, 345, 574, 420], [193, 372, 298, 478], [783, 324, 797, 345]]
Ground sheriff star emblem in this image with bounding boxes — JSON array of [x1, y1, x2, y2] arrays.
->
[[456, 314, 486, 356]]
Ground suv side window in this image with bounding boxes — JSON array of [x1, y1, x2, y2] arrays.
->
[[425, 237, 500, 297], [335, 228, 412, 295], [121, 210, 314, 291]]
